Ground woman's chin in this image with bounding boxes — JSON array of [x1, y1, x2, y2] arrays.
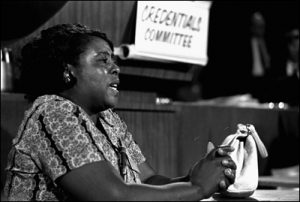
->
[[107, 96, 119, 108]]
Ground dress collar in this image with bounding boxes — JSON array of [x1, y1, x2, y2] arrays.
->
[[34, 94, 116, 126]]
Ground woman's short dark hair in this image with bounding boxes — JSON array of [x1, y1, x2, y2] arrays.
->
[[20, 23, 114, 102]]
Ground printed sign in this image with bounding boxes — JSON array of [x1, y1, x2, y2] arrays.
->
[[134, 1, 212, 65]]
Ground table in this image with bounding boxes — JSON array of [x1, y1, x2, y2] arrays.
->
[[259, 176, 299, 188], [175, 102, 299, 176], [203, 190, 299, 201], [2, 93, 299, 191]]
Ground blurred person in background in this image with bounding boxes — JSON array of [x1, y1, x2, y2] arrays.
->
[[285, 29, 299, 78], [249, 12, 271, 78], [200, 4, 274, 100], [245, 11, 274, 102], [273, 28, 299, 79], [269, 28, 299, 106]]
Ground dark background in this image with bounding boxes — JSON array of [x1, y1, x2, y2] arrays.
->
[[1, 1, 299, 104], [201, 1, 299, 105], [1, 1, 299, 194]]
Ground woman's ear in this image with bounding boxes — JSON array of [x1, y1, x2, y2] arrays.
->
[[63, 63, 77, 86], [65, 63, 76, 78]]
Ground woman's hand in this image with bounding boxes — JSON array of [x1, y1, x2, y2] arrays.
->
[[188, 142, 236, 198]]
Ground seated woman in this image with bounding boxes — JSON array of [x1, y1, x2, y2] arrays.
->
[[3, 23, 236, 201]]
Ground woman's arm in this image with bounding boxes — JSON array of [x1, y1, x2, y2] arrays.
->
[[59, 146, 235, 201], [59, 161, 204, 201], [138, 161, 190, 185], [138, 145, 236, 186]]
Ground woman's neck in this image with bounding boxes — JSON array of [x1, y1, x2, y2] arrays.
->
[[58, 91, 99, 124]]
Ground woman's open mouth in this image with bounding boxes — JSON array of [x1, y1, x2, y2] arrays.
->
[[110, 83, 118, 90], [109, 82, 119, 94]]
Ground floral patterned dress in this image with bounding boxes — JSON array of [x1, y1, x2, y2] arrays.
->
[[3, 95, 146, 201]]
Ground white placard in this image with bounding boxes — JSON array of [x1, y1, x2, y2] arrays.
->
[[134, 1, 212, 65]]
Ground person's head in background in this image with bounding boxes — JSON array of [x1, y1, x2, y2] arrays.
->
[[285, 28, 299, 78], [20, 23, 120, 113], [286, 28, 299, 63], [250, 12, 266, 38]]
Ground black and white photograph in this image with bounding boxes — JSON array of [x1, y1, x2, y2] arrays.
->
[[1, 1, 298, 201]]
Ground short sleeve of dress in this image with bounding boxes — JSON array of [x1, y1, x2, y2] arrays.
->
[[36, 99, 104, 183]]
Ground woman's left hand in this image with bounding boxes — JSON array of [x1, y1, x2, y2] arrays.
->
[[189, 142, 237, 193]]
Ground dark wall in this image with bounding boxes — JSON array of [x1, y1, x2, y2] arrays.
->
[[1, 1, 67, 41], [1, 1, 298, 101], [1, 1, 196, 101], [200, 1, 299, 102]]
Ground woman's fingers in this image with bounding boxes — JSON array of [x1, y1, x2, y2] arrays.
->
[[219, 179, 227, 191], [219, 167, 236, 191], [219, 177, 232, 191], [216, 146, 234, 156], [224, 168, 235, 184], [221, 159, 237, 170], [207, 145, 234, 160]]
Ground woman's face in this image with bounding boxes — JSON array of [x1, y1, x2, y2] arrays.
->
[[72, 37, 120, 113]]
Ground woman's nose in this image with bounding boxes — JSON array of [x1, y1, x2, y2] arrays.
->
[[111, 63, 120, 75]]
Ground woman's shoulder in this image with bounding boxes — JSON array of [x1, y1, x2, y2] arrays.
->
[[12, 95, 80, 149], [31, 94, 78, 114]]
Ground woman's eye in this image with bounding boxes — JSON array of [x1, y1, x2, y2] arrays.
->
[[96, 54, 116, 66], [112, 55, 117, 63], [97, 58, 108, 63]]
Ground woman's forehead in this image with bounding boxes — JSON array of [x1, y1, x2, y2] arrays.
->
[[85, 37, 112, 54], [79, 38, 113, 62]]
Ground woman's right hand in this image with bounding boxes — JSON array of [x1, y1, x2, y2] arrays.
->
[[188, 143, 236, 198]]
